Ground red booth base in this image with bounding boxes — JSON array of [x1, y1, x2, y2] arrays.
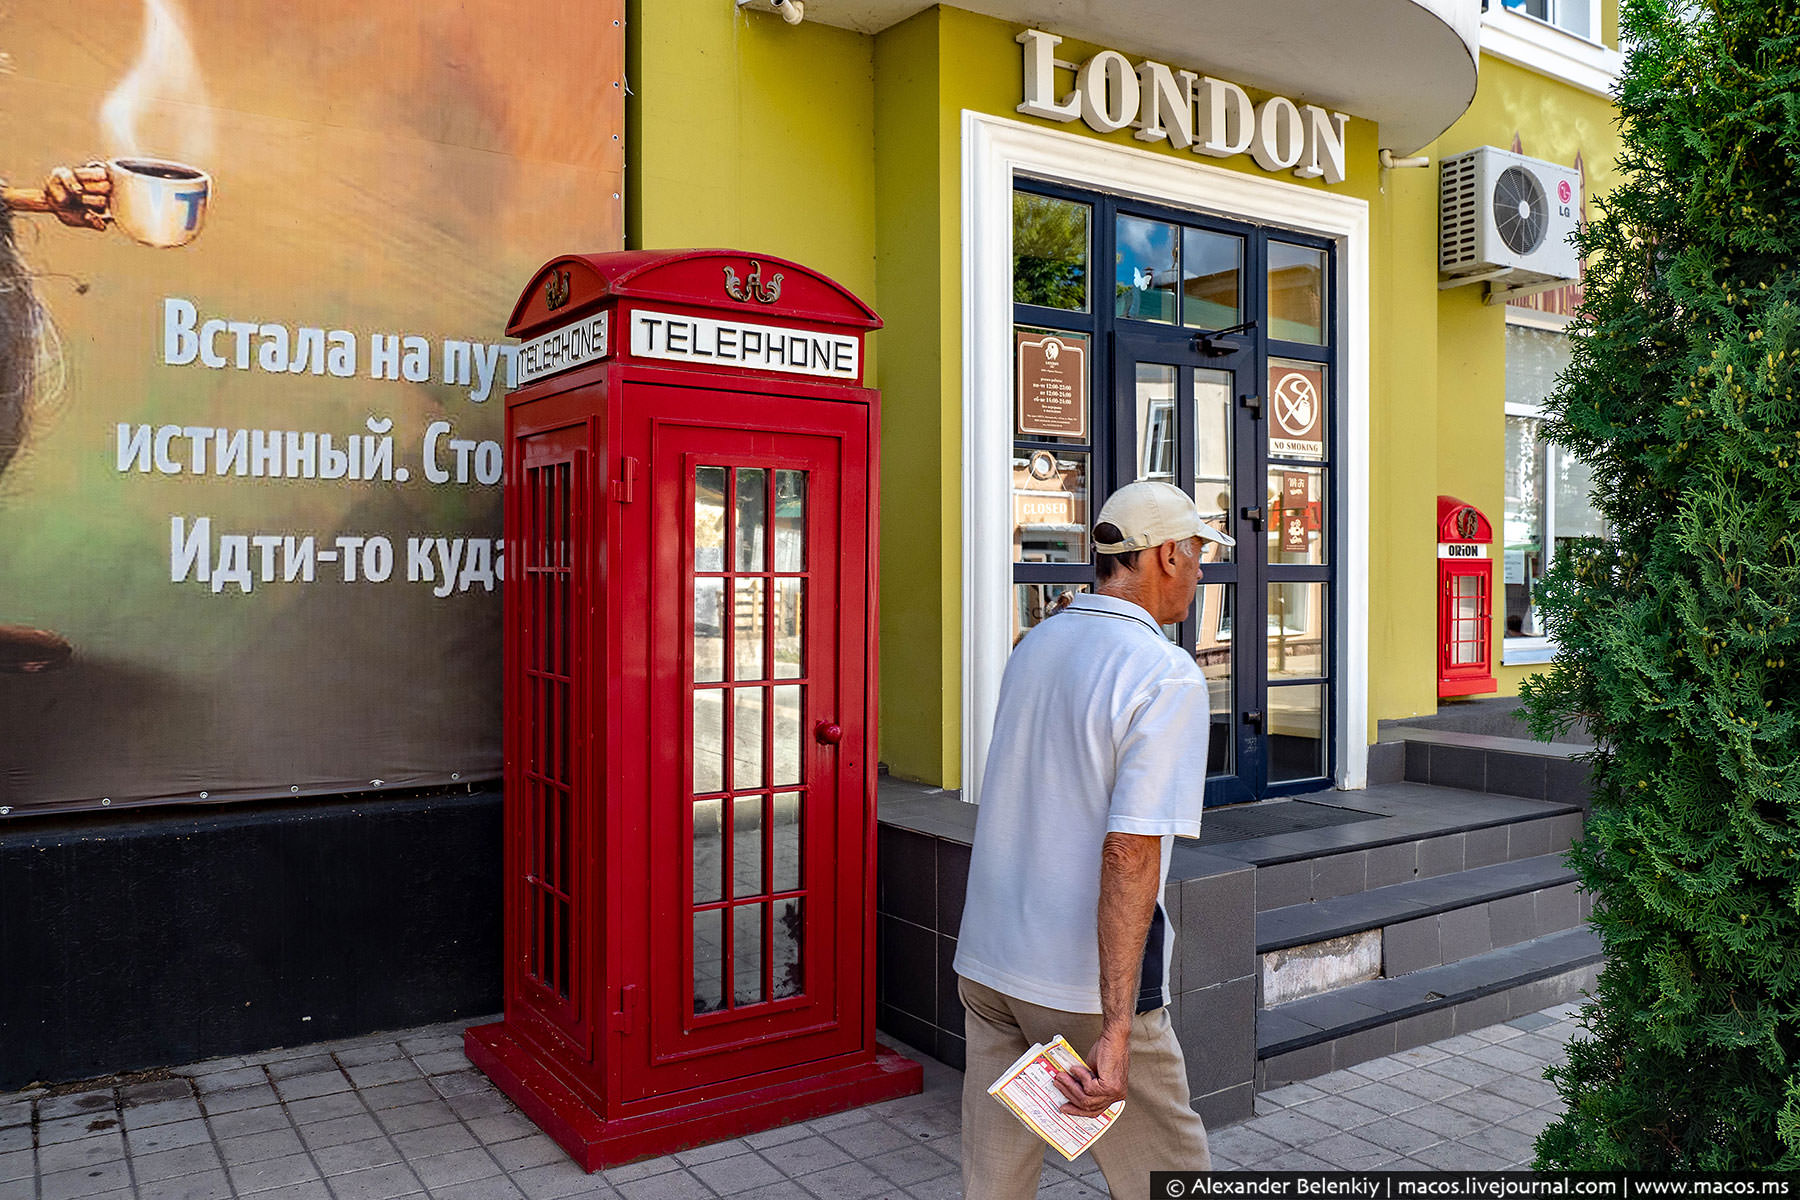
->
[[1438, 674, 1498, 698], [464, 1023, 924, 1172]]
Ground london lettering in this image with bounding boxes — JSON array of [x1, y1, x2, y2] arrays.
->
[[1017, 29, 1351, 186]]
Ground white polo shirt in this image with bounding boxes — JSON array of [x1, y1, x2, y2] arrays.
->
[[953, 592, 1209, 1014]]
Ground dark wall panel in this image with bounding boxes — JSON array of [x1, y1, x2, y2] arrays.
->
[[0, 788, 502, 1090]]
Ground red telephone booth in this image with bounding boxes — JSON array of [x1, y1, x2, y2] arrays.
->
[[1437, 495, 1497, 698], [465, 250, 921, 1170]]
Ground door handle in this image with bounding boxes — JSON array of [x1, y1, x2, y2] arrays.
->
[[814, 721, 842, 746], [1241, 506, 1264, 531], [1244, 710, 1264, 730]]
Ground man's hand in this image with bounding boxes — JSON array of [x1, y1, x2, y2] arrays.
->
[[1059, 830, 1163, 1117], [44, 164, 111, 231], [1054, 1023, 1130, 1116]]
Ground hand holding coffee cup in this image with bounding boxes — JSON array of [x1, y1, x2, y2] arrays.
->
[[106, 158, 210, 248], [0, 158, 209, 247]]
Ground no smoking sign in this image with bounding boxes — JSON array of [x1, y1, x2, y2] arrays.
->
[[1269, 364, 1324, 458]]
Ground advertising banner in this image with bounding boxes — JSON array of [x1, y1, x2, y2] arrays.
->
[[0, 2, 624, 813]]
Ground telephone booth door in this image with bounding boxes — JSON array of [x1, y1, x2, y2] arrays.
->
[[629, 385, 869, 1100]]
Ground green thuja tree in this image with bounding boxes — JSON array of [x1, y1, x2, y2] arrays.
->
[[1523, 0, 1800, 1170]]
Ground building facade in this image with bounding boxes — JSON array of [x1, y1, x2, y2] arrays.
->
[[2, 0, 1621, 1097]]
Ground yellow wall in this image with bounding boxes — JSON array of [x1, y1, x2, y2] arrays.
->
[[626, 0, 876, 300], [871, 10, 961, 784], [1368, 157, 1447, 722]]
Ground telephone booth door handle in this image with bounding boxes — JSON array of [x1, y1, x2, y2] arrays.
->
[[814, 721, 842, 746]]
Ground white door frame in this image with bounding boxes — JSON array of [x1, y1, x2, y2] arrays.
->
[[960, 110, 1371, 804]]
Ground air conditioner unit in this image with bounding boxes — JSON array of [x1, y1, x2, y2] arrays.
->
[[1439, 147, 1581, 292]]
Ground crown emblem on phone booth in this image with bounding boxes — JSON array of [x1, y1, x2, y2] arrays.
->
[[544, 269, 572, 311], [723, 260, 783, 305], [1456, 507, 1479, 540]]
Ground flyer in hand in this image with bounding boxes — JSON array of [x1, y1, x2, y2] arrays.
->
[[986, 1035, 1125, 1160]]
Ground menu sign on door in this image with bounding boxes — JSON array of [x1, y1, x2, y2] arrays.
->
[[1016, 330, 1089, 440], [1280, 471, 1311, 553]]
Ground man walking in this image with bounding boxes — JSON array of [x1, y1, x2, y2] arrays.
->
[[954, 480, 1229, 1198]]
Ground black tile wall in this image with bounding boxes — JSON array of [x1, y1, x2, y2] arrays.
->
[[935, 934, 960, 1035], [1176, 976, 1256, 1099], [1365, 841, 1419, 889], [1429, 744, 1486, 792], [1366, 742, 1406, 786], [1163, 884, 1185, 993], [1254, 860, 1312, 911], [1310, 851, 1368, 902], [878, 825, 937, 928], [1261, 1040, 1332, 1088], [1404, 739, 1430, 784], [1463, 824, 1511, 870], [1451, 990, 1510, 1032], [1195, 1081, 1254, 1129], [1486, 753, 1548, 800], [1393, 1007, 1453, 1050], [935, 840, 969, 939], [1509, 818, 1553, 859], [1437, 904, 1494, 963], [1181, 867, 1256, 988], [879, 914, 938, 1020], [1417, 834, 1465, 878], [1336, 1021, 1398, 1068], [1548, 811, 1586, 850], [1383, 916, 1440, 976], [1536, 882, 1579, 932], [876, 1003, 936, 1059], [1488, 891, 1538, 947], [937, 1031, 966, 1073], [1545, 757, 1594, 807]]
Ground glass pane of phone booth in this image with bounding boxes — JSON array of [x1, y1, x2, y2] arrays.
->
[[690, 464, 809, 1015]]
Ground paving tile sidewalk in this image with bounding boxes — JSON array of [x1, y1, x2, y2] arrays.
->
[[0, 1003, 1580, 1200]]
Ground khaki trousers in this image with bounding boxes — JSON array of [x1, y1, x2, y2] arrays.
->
[[959, 976, 1210, 1200]]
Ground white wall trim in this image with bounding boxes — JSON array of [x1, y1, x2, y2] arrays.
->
[[1502, 637, 1556, 666], [1503, 305, 1575, 331], [1480, 5, 1622, 98], [960, 110, 1372, 804]]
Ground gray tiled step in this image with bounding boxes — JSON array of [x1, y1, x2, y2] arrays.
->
[[1250, 808, 1585, 912], [1394, 729, 1594, 805], [1256, 925, 1602, 1059], [1257, 852, 1578, 953]]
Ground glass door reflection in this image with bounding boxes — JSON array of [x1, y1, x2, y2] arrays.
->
[[689, 463, 810, 1015]]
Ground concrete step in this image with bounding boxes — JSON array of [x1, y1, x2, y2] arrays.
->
[[1250, 806, 1584, 913], [1256, 853, 1586, 1006], [1255, 926, 1602, 1089], [1391, 728, 1594, 808]]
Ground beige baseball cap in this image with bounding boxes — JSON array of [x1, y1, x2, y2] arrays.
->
[[1093, 480, 1236, 553]]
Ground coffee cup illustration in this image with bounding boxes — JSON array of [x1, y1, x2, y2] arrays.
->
[[106, 157, 210, 247]]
